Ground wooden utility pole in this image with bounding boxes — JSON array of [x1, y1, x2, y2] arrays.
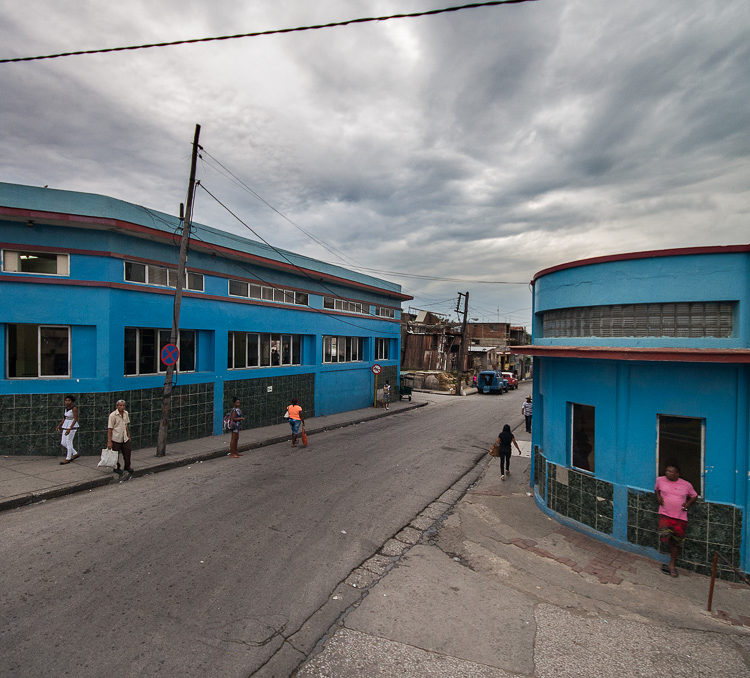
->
[[156, 123, 201, 457], [454, 291, 469, 395]]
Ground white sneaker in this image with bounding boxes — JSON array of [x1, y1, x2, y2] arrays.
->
[[501, 475, 505, 481]]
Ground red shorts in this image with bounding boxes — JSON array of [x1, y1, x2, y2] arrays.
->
[[658, 516, 687, 544]]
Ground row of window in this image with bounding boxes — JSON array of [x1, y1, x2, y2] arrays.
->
[[323, 296, 367, 314], [228, 332, 302, 369], [4, 324, 392, 378], [2, 250, 398, 319], [229, 279, 309, 306], [542, 302, 735, 338], [322, 297, 398, 319], [125, 328, 196, 375], [567, 402, 704, 494], [124, 261, 204, 291]]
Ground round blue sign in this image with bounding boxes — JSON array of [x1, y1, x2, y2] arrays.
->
[[160, 343, 180, 366]]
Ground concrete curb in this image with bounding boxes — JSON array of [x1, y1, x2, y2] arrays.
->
[[274, 449, 491, 676], [0, 401, 428, 513]]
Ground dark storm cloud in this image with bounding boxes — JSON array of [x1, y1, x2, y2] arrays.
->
[[1, 0, 748, 323]]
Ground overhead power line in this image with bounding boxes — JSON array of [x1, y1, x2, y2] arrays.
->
[[197, 146, 530, 286], [0, 0, 538, 64]]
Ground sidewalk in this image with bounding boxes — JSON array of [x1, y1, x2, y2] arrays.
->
[[0, 399, 426, 513], [295, 427, 750, 678]]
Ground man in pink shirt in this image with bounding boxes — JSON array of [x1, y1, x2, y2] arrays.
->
[[655, 463, 698, 577]]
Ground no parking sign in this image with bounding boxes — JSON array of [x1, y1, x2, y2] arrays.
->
[[160, 343, 180, 366]]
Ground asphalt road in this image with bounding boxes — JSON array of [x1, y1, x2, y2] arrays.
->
[[0, 386, 529, 677]]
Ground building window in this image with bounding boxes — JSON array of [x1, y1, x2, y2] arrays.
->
[[657, 415, 703, 496], [228, 280, 308, 306], [7, 324, 70, 377], [542, 302, 735, 338], [323, 297, 368, 314], [375, 338, 389, 360], [124, 261, 203, 291], [570, 403, 595, 472], [2, 250, 69, 276], [124, 328, 196, 375], [227, 332, 302, 369], [322, 336, 363, 363], [375, 306, 395, 318]]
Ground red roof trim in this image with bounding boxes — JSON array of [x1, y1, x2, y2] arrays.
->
[[0, 206, 413, 301], [532, 244, 750, 283], [509, 345, 750, 364], [0, 275, 401, 323]]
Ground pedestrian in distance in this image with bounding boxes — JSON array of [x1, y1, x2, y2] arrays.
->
[[496, 424, 522, 481], [655, 462, 697, 577], [56, 395, 80, 464], [383, 380, 391, 410], [522, 395, 533, 433], [286, 398, 305, 447], [229, 397, 244, 458], [107, 399, 133, 479]]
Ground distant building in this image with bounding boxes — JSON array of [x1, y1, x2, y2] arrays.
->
[[0, 183, 410, 455], [401, 310, 459, 371], [514, 245, 750, 579]]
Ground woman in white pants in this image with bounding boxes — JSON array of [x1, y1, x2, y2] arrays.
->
[[56, 395, 79, 464]]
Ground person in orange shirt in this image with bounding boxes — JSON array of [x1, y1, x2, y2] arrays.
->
[[286, 398, 305, 447]]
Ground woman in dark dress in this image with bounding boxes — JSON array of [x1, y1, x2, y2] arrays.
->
[[496, 424, 521, 480]]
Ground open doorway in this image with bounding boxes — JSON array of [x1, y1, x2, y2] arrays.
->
[[657, 415, 703, 495]]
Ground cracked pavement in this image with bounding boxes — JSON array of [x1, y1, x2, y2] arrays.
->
[[296, 455, 750, 677]]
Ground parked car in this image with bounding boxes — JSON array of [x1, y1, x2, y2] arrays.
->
[[477, 370, 506, 394], [501, 372, 518, 389]]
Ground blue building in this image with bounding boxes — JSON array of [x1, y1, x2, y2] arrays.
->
[[515, 246, 750, 578], [0, 182, 409, 456]]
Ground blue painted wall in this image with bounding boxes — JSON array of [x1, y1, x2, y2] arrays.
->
[[0, 184, 406, 432], [529, 248, 750, 574], [534, 252, 750, 348]]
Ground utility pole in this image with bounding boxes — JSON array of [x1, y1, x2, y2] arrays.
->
[[156, 123, 201, 457], [454, 291, 469, 396]]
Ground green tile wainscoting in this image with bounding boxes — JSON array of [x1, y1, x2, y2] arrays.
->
[[628, 489, 743, 582], [223, 373, 315, 430], [545, 459, 614, 535], [533, 445, 546, 499], [0, 384, 214, 457]]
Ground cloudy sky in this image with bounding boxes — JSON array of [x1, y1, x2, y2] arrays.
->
[[2, 1, 748, 325]]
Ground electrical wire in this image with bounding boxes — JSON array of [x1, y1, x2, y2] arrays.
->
[[199, 146, 528, 286], [198, 150, 358, 269], [197, 183, 400, 333], [1, 1, 539, 64]]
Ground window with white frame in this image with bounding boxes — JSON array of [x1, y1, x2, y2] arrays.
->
[[228, 279, 308, 306], [124, 328, 196, 375], [375, 337, 390, 360], [323, 297, 368, 314], [124, 261, 203, 291], [323, 336, 363, 363], [227, 332, 302, 368], [375, 306, 395, 318], [7, 324, 70, 377], [2, 250, 69, 276]]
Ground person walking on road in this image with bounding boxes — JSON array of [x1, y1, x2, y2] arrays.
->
[[655, 463, 697, 577], [287, 398, 304, 447], [383, 381, 391, 410], [496, 424, 522, 481], [522, 395, 533, 433], [107, 399, 133, 479], [56, 395, 80, 464], [229, 397, 244, 458]]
